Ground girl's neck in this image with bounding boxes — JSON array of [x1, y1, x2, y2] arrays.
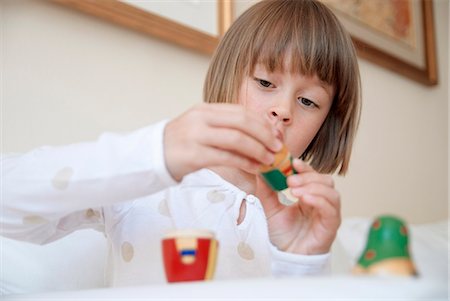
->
[[209, 166, 257, 195]]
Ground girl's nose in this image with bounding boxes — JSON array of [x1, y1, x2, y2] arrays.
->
[[269, 106, 292, 125]]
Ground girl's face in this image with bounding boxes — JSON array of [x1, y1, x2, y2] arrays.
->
[[239, 62, 334, 158]]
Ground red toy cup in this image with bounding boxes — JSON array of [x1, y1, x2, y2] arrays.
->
[[162, 229, 218, 283]]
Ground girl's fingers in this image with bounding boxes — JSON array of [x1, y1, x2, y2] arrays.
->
[[289, 159, 334, 189], [287, 172, 335, 188], [300, 194, 341, 221], [165, 103, 282, 180], [290, 183, 340, 210], [201, 104, 282, 153], [199, 127, 275, 166], [291, 158, 315, 173]]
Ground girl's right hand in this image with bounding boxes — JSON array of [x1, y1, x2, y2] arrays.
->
[[164, 103, 282, 181]]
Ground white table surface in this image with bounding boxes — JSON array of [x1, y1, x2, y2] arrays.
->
[[4, 275, 447, 300]]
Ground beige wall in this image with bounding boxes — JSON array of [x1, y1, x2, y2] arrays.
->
[[2, 0, 448, 223], [2, 0, 210, 150], [333, 1, 449, 223]]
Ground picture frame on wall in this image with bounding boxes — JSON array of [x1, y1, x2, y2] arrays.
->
[[320, 0, 438, 86], [53, 0, 437, 86], [51, 0, 234, 56]]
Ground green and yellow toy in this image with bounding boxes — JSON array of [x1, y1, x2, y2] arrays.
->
[[353, 215, 417, 276], [259, 145, 297, 205]]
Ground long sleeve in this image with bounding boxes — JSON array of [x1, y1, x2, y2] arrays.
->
[[270, 244, 331, 276], [1, 120, 177, 244]]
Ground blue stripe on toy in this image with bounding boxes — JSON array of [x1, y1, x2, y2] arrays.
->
[[180, 249, 196, 256]]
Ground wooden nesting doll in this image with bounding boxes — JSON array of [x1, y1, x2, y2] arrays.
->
[[259, 145, 297, 205], [162, 229, 218, 282], [353, 215, 417, 276]]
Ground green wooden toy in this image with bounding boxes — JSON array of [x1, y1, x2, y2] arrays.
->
[[353, 215, 417, 276], [260, 145, 298, 205]]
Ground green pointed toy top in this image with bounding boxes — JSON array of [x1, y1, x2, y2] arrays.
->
[[353, 215, 417, 276]]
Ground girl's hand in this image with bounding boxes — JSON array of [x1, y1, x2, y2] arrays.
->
[[164, 103, 282, 181], [257, 159, 341, 255]]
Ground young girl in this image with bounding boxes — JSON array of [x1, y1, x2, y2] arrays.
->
[[2, 0, 360, 287]]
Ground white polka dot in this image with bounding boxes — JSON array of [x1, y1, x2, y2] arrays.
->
[[207, 190, 226, 203], [52, 167, 74, 190], [158, 199, 171, 217], [121, 241, 134, 262], [23, 215, 49, 225], [237, 242, 254, 260]]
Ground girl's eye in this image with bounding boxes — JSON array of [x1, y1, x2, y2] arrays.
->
[[256, 78, 273, 88], [298, 97, 317, 108]]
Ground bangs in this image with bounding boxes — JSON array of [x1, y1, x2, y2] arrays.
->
[[204, 0, 361, 174], [246, 0, 350, 88]]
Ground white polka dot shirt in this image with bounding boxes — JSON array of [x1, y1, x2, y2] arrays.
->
[[2, 120, 331, 287]]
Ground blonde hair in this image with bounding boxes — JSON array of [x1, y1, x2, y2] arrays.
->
[[204, 0, 361, 175]]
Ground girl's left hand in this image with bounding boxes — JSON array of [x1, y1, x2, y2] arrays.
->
[[256, 158, 341, 255]]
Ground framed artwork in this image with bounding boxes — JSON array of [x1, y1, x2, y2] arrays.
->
[[53, 0, 437, 86], [320, 0, 438, 86], [51, 0, 234, 55]]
